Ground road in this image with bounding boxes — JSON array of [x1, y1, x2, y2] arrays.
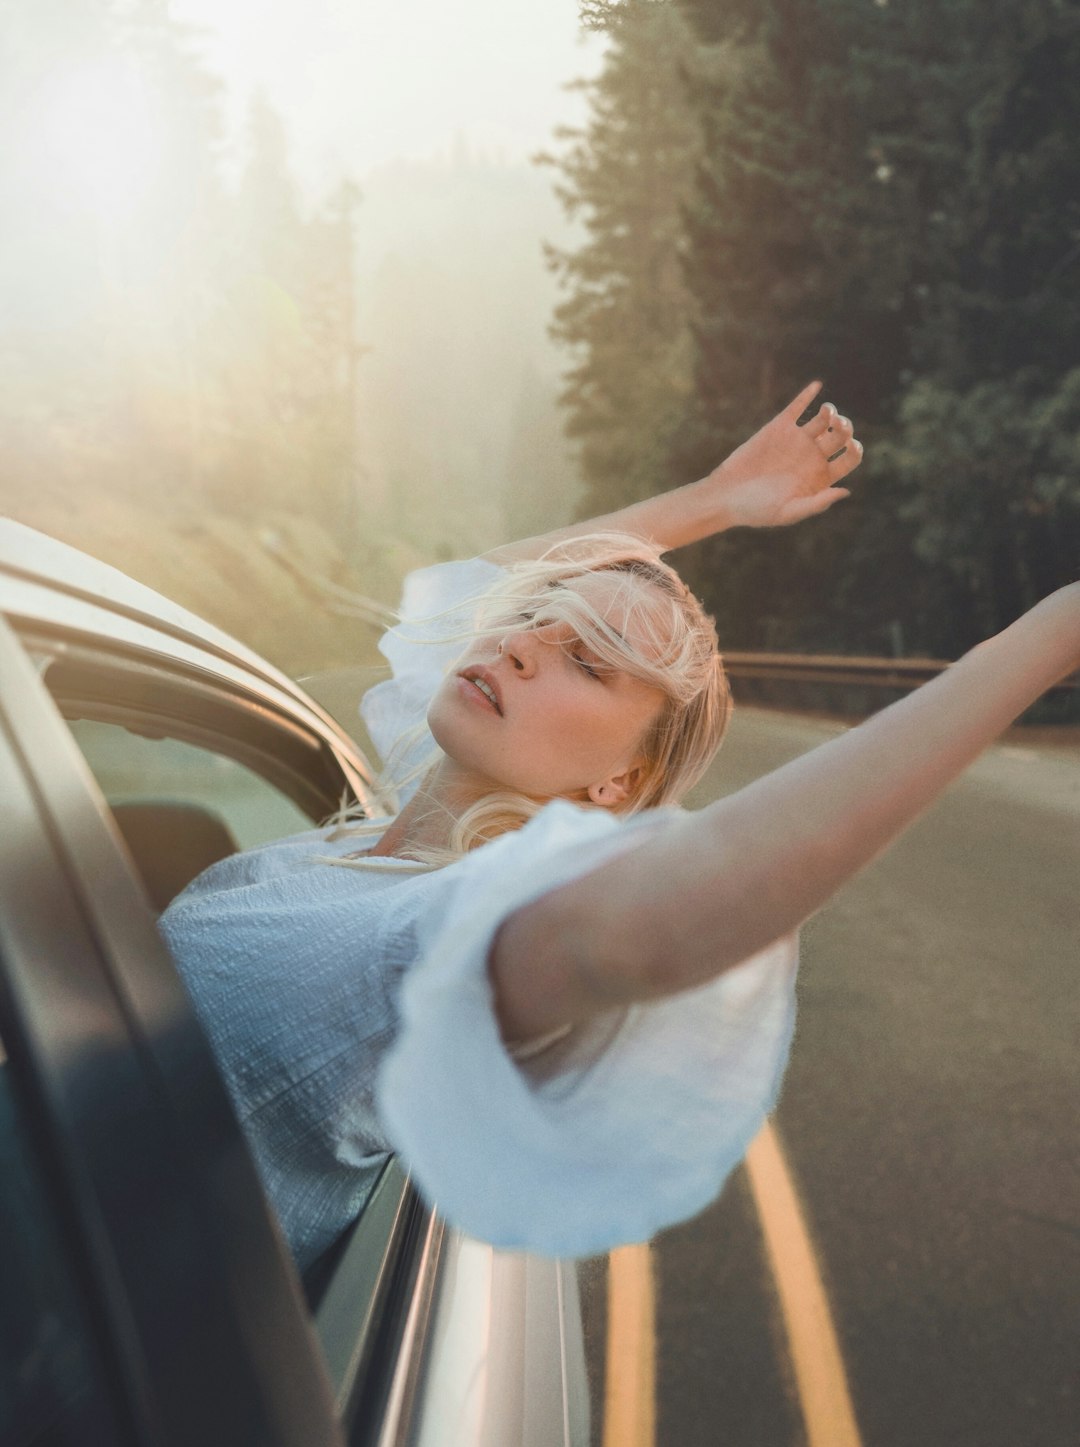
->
[[302, 668, 1078, 1445], [616, 707, 1080, 1447]]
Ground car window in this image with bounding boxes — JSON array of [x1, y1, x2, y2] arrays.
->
[[2, 622, 394, 1440], [64, 718, 321, 914], [38, 642, 366, 828], [69, 719, 314, 851], [32, 645, 407, 1324], [0, 1048, 129, 1447], [28, 641, 363, 913]]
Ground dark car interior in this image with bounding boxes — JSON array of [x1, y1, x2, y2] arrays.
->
[[111, 801, 239, 912]]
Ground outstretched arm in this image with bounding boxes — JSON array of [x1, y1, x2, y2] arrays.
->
[[490, 584, 1080, 1039], [484, 381, 862, 565]]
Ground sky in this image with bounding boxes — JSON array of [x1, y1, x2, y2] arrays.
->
[[168, 0, 607, 193]]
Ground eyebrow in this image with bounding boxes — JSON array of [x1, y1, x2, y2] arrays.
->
[[525, 579, 640, 651]]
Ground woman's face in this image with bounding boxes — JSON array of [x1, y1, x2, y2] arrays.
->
[[427, 572, 668, 806]]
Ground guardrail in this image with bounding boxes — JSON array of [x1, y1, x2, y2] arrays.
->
[[723, 650, 1079, 691], [723, 649, 1079, 723]]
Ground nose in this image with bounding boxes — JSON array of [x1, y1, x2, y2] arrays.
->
[[497, 628, 538, 678]]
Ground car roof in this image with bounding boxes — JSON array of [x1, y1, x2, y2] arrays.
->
[[0, 519, 317, 698], [0, 520, 379, 797], [0, 518, 286, 664]]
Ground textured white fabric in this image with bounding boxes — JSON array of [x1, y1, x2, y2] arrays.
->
[[162, 556, 799, 1263], [378, 799, 798, 1255], [363, 557, 799, 1253]]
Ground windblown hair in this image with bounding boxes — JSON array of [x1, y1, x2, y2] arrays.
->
[[327, 533, 730, 868]]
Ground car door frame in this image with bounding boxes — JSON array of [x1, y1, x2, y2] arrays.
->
[[0, 578, 591, 1447], [0, 610, 349, 1447]]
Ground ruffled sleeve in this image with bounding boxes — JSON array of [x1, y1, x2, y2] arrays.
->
[[375, 799, 798, 1256], [359, 557, 503, 797]]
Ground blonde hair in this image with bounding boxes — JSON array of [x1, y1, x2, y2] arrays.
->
[[329, 533, 730, 867]]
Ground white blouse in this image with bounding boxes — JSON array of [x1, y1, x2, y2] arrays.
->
[[161, 558, 799, 1266]]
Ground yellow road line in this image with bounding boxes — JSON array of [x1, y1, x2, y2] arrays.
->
[[603, 1243, 656, 1447], [745, 1122, 863, 1447], [599, 1126, 859, 1447]]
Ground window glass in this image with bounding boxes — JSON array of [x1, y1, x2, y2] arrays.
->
[[65, 719, 318, 912], [0, 1048, 128, 1447], [69, 719, 315, 849]]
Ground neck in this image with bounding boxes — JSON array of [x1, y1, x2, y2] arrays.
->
[[370, 756, 501, 858]]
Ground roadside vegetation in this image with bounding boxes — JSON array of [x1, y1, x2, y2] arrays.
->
[[549, 0, 1080, 685]]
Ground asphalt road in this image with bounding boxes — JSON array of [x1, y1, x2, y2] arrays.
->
[[301, 668, 1078, 1444], [652, 707, 1080, 1447]]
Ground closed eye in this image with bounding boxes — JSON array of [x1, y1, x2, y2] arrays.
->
[[570, 647, 605, 680]]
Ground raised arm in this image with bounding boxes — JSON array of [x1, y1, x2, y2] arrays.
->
[[484, 382, 863, 565], [490, 583, 1080, 1040]]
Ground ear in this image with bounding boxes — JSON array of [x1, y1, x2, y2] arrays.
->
[[586, 761, 645, 810]]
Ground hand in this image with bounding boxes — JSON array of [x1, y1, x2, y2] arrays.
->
[[707, 382, 864, 530]]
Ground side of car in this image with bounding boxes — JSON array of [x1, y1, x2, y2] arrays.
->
[[0, 522, 590, 1447]]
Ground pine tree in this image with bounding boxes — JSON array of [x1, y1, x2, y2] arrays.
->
[[675, 0, 1080, 655], [676, 0, 914, 440], [670, 0, 928, 651], [547, 0, 1080, 661], [868, 0, 1080, 645], [541, 0, 702, 518]]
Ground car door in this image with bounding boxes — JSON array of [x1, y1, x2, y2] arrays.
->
[[0, 610, 352, 1446], [0, 582, 592, 1447]]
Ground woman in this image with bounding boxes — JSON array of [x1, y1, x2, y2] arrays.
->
[[160, 384, 1079, 1269]]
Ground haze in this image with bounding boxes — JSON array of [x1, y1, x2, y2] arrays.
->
[[170, 0, 605, 188], [0, 0, 608, 669], [169, 0, 606, 556]]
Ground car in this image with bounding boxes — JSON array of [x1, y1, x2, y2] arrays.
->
[[0, 520, 593, 1447]]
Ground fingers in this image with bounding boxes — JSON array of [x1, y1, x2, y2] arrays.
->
[[782, 383, 865, 488], [828, 437, 864, 480], [809, 410, 858, 469], [784, 386, 862, 471], [811, 486, 852, 515], [784, 380, 823, 421], [823, 413, 854, 455], [802, 402, 838, 440]]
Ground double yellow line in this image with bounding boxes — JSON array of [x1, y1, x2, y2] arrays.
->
[[602, 1122, 862, 1447]]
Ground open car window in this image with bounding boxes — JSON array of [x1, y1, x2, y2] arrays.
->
[[68, 721, 314, 851], [0, 617, 422, 1429], [33, 642, 362, 913], [0, 614, 352, 1445], [66, 720, 318, 913], [25, 632, 422, 1339]]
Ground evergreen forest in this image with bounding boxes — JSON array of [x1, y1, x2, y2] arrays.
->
[[547, 0, 1080, 665]]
